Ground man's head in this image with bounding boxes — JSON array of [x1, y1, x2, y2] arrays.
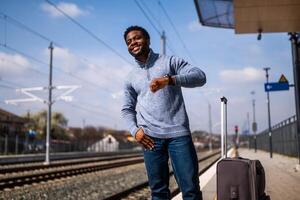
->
[[124, 26, 150, 59]]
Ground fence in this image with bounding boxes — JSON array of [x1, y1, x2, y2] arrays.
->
[[0, 136, 139, 155], [0, 135, 25, 155], [249, 115, 298, 157]]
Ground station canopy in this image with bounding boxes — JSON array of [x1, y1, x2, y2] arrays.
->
[[194, 0, 300, 34]]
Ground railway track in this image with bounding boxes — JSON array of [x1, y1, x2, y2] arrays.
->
[[0, 150, 142, 165], [0, 153, 143, 174], [0, 150, 220, 200], [104, 150, 221, 200], [0, 155, 144, 190]]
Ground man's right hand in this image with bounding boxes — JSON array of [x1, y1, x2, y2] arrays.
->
[[135, 128, 154, 150]]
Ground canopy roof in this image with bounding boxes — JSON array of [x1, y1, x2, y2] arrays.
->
[[194, 0, 300, 34]]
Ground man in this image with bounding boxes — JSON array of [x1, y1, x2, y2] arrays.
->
[[121, 25, 206, 200]]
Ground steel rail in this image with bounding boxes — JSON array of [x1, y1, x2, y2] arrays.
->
[[104, 150, 221, 200], [0, 157, 144, 190], [0, 151, 142, 165], [0, 154, 143, 174]]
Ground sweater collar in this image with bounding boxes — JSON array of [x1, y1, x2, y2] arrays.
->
[[135, 49, 158, 69]]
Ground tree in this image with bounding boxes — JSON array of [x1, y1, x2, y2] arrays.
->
[[23, 110, 69, 140]]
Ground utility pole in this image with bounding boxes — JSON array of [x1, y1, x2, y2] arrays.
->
[[246, 112, 250, 149], [5, 42, 80, 164], [161, 31, 166, 55], [45, 42, 53, 165], [208, 103, 213, 151], [263, 67, 272, 158], [82, 119, 86, 133], [289, 33, 300, 164], [251, 91, 257, 152], [247, 112, 250, 134], [15, 127, 19, 154], [82, 119, 86, 151]]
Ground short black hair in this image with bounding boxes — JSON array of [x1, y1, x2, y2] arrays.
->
[[123, 26, 150, 41]]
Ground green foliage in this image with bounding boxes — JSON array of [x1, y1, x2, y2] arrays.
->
[[23, 110, 69, 140]]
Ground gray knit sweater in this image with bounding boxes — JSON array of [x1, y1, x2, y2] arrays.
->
[[121, 49, 206, 138]]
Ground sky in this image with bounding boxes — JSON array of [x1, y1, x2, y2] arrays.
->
[[0, 0, 296, 135]]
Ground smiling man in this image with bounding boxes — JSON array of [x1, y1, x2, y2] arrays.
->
[[121, 26, 206, 200]]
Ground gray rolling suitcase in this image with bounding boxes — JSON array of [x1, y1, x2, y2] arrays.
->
[[217, 97, 270, 200]]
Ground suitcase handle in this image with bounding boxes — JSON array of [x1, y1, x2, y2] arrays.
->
[[221, 97, 228, 158]]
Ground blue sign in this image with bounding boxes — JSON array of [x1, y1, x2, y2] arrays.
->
[[27, 129, 37, 137], [265, 82, 289, 92]]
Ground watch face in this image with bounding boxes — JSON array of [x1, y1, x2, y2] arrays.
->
[[164, 74, 171, 85]]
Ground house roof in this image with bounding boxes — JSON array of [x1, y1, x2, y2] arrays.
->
[[0, 107, 26, 124]]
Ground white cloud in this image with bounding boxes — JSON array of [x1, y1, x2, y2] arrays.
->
[[0, 52, 30, 75], [201, 87, 222, 96], [51, 47, 79, 72], [41, 2, 89, 18], [219, 67, 264, 84], [78, 55, 130, 93], [43, 47, 130, 95]]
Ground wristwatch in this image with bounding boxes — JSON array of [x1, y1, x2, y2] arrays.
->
[[164, 74, 175, 85]]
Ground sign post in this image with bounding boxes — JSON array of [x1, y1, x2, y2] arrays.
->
[[263, 72, 290, 158]]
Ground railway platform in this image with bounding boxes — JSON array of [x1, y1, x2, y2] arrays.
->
[[173, 148, 300, 200]]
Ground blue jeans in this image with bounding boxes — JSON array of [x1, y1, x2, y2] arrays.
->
[[143, 135, 202, 200]]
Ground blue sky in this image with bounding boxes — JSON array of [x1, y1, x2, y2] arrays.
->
[[0, 0, 295, 135]]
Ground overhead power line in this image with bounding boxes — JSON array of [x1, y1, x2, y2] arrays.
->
[[134, 0, 176, 55], [0, 55, 48, 77], [0, 12, 59, 46], [45, 0, 133, 66], [68, 102, 117, 122], [0, 43, 122, 119], [134, 0, 161, 36], [0, 43, 112, 94], [139, 0, 178, 55], [0, 76, 113, 126], [0, 84, 16, 89], [139, 0, 164, 31], [0, 43, 48, 66], [0, 12, 124, 87], [157, 0, 197, 64], [0, 77, 115, 123], [0, 78, 25, 88]]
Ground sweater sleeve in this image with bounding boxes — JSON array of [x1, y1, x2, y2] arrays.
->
[[121, 80, 140, 137], [170, 56, 206, 88]]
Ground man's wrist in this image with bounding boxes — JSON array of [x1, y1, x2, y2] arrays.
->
[[135, 127, 144, 141], [164, 74, 175, 85]]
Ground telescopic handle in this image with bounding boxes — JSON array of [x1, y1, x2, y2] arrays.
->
[[221, 96, 228, 158]]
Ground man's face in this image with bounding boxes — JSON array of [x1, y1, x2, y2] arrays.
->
[[125, 30, 149, 58]]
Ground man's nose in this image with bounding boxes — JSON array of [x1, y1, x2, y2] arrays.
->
[[129, 42, 137, 49], [131, 39, 138, 46]]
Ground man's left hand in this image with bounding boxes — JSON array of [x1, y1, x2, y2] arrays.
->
[[150, 76, 169, 93]]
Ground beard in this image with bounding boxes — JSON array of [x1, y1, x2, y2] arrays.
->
[[129, 45, 150, 58]]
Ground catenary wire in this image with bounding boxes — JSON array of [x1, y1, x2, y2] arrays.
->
[[138, 0, 177, 55], [44, 0, 133, 66], [157, 0, 197, 64], [0, 43, 114, 94], [0, 12, 124, 87]]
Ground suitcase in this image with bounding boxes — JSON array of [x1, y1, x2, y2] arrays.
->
[[217, 97, 270, 200]]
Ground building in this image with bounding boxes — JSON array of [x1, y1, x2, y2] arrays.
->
[[0, 108, 26, 154], [88, 134, 119, 152]]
